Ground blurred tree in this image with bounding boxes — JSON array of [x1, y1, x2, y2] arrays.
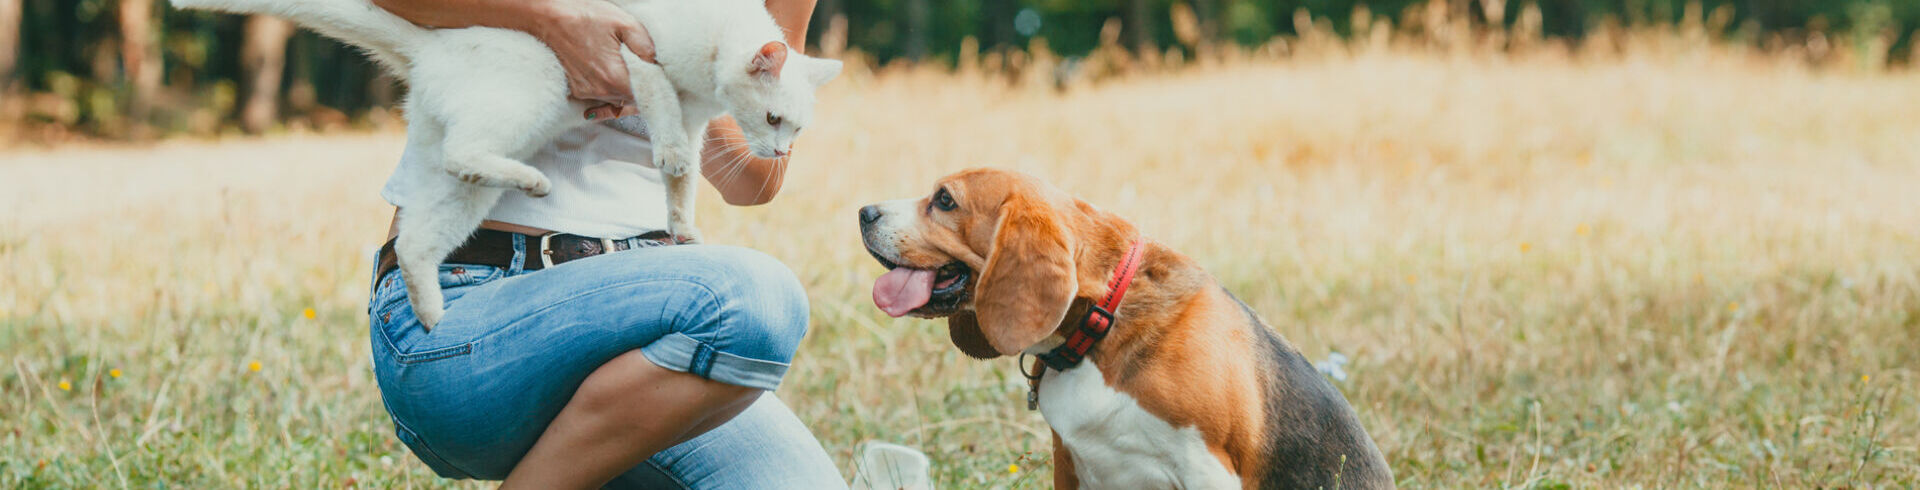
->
[[119, 0, 162, 134], [1192, 0, 1220, 44], [0, 0, 18, 91], [4, 0, 1917, 138], [982, 0, 1016, 50], [899, 0, 929, 60], [237, 15, 291, 134], [1127, 0, 1156, 54]]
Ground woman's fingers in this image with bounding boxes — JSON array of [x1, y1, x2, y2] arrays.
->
[[528, 0, 654, 119], [583, 104, 616, 121], [582, 104, 639, 121], [620, 22, 656, 64]]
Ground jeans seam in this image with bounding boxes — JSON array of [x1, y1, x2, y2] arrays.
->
[[644, 459, 694, 489], [393, 342, 473, 365], [391, 413, 478, 479]]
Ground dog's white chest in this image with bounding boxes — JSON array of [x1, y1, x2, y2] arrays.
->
[[1038, 362, 1241, 489]]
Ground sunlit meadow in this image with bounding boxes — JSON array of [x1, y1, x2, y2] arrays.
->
[[4, 31, 1918, 488]]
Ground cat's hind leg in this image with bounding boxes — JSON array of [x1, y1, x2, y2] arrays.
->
[[394, 182, 506, 329]]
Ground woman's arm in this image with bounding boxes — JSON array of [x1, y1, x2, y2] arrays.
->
[[371, 0, 655, 121], [700, 0, 818, 206]]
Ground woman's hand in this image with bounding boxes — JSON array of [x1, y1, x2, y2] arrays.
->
[[371, 0, 657, 121], [525, 0, 657, 121]]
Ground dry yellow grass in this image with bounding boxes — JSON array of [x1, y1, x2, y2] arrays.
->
[[3, 41, 1918, 487]]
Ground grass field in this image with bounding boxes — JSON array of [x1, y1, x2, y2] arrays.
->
[[4, 40, 1919, 488]]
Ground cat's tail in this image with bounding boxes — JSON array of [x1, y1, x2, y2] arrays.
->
[[169, 0, 421, 78]]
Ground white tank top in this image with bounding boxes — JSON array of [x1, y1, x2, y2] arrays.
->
[[381, 117, 668, 238]]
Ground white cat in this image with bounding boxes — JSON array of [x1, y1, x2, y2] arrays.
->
[[170, 0, 842, 327]]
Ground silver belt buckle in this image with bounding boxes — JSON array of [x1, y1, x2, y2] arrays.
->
[[538, 233, 558, 269]]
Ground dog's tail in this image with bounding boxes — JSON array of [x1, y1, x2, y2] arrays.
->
[[169, 0, 421, 78]]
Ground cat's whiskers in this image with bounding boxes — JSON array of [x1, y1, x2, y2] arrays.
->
[[705, 149, 748, 189], [705, 139, 756, 188], [750, 155, 789, 201]]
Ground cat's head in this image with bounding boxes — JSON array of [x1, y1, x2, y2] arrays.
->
[[719, 41, 844, 159]]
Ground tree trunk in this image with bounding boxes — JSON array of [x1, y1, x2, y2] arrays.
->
[[899, 0, 929, 61], [982, 0, 1016, 50], [1191, 0, 1218, 44], [118, 0, 162, 132], [0, 0, 19, 93], [811, 0, 839, 50], [1127, 0, 1155, 55], [238, 15, 294, 134]]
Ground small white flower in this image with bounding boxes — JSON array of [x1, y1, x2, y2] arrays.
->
[[1315, 351, 1350, 382]]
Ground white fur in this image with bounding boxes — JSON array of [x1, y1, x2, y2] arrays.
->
[[859, 197, 921, 261], [170, 0, 842, 327], [1038, 361, 1242, 489]]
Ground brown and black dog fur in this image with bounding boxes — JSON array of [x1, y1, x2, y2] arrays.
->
[[859, 168, 1392, 489]]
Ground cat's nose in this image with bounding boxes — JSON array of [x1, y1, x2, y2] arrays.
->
[[773, 149, 790, 158], [859, 205, 883, 226]]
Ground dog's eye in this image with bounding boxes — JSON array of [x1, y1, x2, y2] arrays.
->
[[932, 188, 958, 211], [766, 113, 782, 126]]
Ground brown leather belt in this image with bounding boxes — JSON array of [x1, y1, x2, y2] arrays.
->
[[375, 229, 677, 279]]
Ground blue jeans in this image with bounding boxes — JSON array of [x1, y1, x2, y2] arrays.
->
[[367, 241, 846, 488]]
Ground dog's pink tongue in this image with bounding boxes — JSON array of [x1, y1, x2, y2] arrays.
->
[[873, 268, 937, 317]]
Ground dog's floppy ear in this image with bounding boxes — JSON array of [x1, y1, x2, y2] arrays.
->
[[971, 194, 1077, 356]]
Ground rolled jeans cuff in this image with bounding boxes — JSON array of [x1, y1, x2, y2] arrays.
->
[[640, 332, 790, 391]]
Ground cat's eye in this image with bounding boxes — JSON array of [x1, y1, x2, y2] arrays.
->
[[766, 113, 782, 126], [932, 188, 957, 211]]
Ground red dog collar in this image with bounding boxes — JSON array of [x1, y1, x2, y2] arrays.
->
[[1025, 238, 1147, 409]]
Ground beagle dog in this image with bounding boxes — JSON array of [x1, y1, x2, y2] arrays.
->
[[859, 168, 1393, 489]]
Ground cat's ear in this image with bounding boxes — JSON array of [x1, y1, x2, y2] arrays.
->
[[805, 57, 843, 88], [749, 41, 789, 80]]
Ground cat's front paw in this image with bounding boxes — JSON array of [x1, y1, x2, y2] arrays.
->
[[655, 143, 698, 177], [667, 210, 702, 244], [669, 225, 703, 244]]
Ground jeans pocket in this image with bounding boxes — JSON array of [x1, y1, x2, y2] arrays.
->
[[437, 264, 502, 289], [369, 266, 494, 365]]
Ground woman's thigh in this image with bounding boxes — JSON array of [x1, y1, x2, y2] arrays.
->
[[367, 244, 811, 480], [605, 393, 848, 490]]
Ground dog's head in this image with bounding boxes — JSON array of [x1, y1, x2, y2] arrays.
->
[[860, 168, 1124, 359]]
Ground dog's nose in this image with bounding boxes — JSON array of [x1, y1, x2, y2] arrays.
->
[[859, 205, 883, 225]]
